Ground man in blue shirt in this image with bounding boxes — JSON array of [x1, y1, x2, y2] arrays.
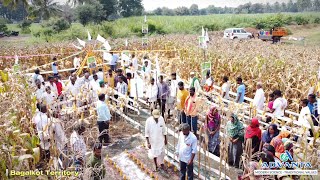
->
[[176, 123, 197, 180], [96, 94, 112, 144], [236, 77, 246, 104], [52, 57, 58, 76], [308, 94, 318, 126], [110, 52, 119, 72]]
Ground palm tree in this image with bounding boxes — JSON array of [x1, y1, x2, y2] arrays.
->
[[28, 0, 62, 21], [1, 0, 29, 8]]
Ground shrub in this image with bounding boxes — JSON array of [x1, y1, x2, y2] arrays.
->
[[294, 16, 309, 25], [101, 22, 115, 37], [314, 17, 320, 24], [19, 20, 32, 34], [52, 18, 71, 33], [0, 23, 8, 33]]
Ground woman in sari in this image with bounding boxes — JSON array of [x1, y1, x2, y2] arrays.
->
[[227, 114, 244, 168], [262, 124, 279, 145], [245, 118, 262, 154], [204, 106, 220, 156]]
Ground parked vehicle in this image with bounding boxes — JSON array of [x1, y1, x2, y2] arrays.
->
[[223, 28, 252, 39], [258, 27, 288, 43]]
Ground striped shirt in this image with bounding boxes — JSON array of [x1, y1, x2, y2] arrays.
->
[[116, 82, 128, 95]]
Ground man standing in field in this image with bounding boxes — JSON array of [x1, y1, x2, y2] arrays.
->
[[308, 94, 318, 126], [268, 90, 287, 118], [253, 82, 265, 111], [221, 76, 231, 100], [145, 109, 167, 172], [189, 72, 201, 95], [52, 57, 58, 76], [168, 73, 179, 118], [236, 77, 246, 104], [110, 52, 119, 71], [146, 78, 158, 112], [96, 94, 111, 144], [157, 75, 169, 118], [184, 87, 200, 135], [177, 81, 189, 124], [176, 123, 197, 180]]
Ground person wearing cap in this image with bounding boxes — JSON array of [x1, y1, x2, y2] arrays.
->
[[175, 123, 197, 180], [97, 81, 108, 96], [87, 142, 106, 180], [145, 109, 167, 172], [96, 94, 111, 144], [189, 72, 201, 95]]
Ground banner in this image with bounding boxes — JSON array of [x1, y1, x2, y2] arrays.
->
[[199, 36, 207, 49], [87, 56, 97, 68], [142, 38, 148, 46]]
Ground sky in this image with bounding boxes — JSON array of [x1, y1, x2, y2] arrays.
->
[[142, 0, 288, 10]]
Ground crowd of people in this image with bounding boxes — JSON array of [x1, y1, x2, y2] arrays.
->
[[29, 53, 318, 180]]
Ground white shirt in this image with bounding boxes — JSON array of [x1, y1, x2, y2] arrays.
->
[[132, 57, 138, 71], [189, 77, 201, 95], [273, 97, 287, 117], [45, 82, 58, 96], [35, 86, 45, 102], [221, 82, 231, 99], [170, 80, 179, 97], [90, 79, 100, 92], [205, 78, 213, 87], [33, 112, 51, 150], [130, 76, 144, 98], [298, 106, 312, 129], [253, 88, 265, 111], [176, 132, 198, 163], [70, 131, 87, 159], [43, 92, 57, 110], [66, 81, 80, 97], [32, 74, 44, 86], [51, 118, 67, 151], [97, 71, 104, 81], [145, 116, 167, 157], [146, 84, 158, 102], [73, 57, 81, 68]]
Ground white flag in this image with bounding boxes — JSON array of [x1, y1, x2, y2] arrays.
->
[[14, 55, 19, 64], [144, 15, 147, 23], [205, 29, 209, 42], [73, 43, 82, 50], [77, 38, 86, 47], [103, 52, 112, 62], [103, 41, 111, 51], [87, 30, 92, 41], [97, 34, 106, 43], [125, 39, 128, 47], [202, 26, 205, 37]]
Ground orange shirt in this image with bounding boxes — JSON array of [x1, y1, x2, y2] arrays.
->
[[184, 95, 200, 117], [106, 76, 115, 89]]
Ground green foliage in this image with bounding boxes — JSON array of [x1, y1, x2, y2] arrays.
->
[[0, 23, 9, 33], [118, 0, 144, 17], [52, 18, 71, 33], [75, 2, 106, 26], [314, 17, 320, 24], [295, 16, 309, 25], [100, 22, 115, 37], [19, 20, 32, 34]]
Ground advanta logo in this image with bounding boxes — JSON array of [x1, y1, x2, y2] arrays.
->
[[280, 150, 293, 162]]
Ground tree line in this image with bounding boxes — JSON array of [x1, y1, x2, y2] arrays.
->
[[149, 0, 320, 16]]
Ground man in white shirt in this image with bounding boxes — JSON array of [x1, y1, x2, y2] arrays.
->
[[35, 79, 45, 103], [145, 109, 167, 171], [189, 72, 201, 95], [73, 55, 81, 69], [176, 123, 197, 180], [32, 69, 44, 87], [33, 104, 51, 163], [146, 78, 158, 112], [131, 54, 138, 73], [46, 76, 58, 96], [70, 122, 87, 169], [43, 86, 57, 111], [168, 73, 179, 118], [90, 74, 100, 92], [97, 68, 104, 81], [65, 76, 80, 97], [221, 76, 231, 100], [253, 82, 265, 111], [298, 99, 312, 129], [269, 90, 287, 118]]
